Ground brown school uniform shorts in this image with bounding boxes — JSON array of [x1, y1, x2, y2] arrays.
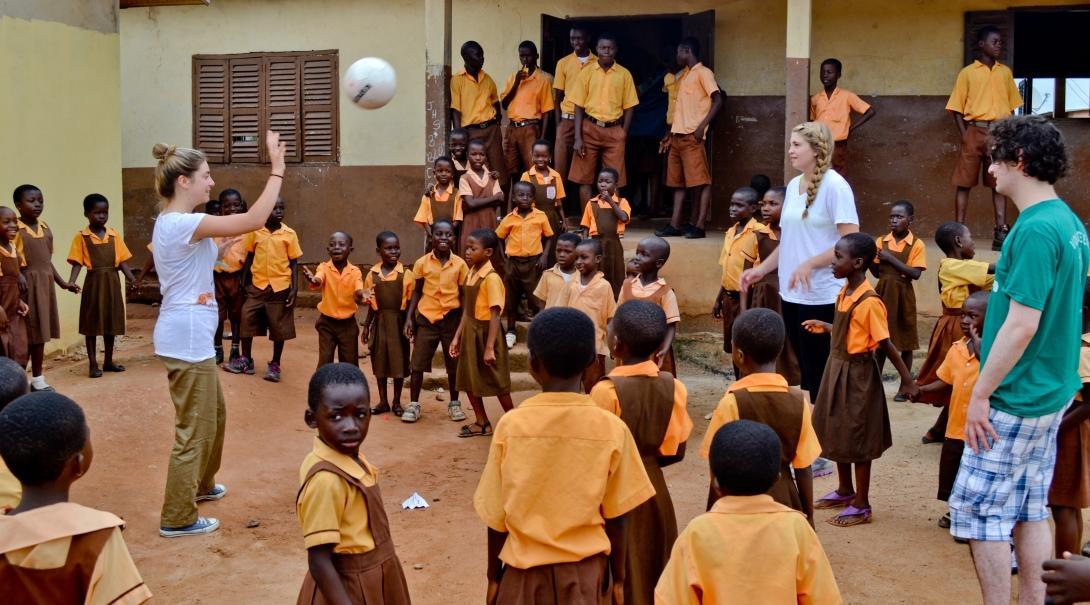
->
[[554, 118, 577, 180], [409, 310, 462, 373], [666, 133, 711, 188], [505, 122, 540, 176], [568, 120, 628, 187], [240, 284, 296, 341], [316, 314, 359, 367], [214, 271, 245, 325], [505, 255, 543, 307], [952, 124, 997, 188], [467, 122, 509, 183], [832, 140, 849, 176]]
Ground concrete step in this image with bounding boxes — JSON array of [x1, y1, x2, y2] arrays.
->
[[421, 371, 537, 393], [432, 342, 530, 373]]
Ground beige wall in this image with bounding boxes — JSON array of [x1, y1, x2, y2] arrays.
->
[[0, 8, 122, 352], [120, 0, 424, 169]]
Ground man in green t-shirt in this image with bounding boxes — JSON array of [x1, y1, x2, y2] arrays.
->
[[950, 116, 1090, 605]]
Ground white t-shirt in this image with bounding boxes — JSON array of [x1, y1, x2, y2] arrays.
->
[[778, 169, 859, 305], [152, 212, 219, 363]]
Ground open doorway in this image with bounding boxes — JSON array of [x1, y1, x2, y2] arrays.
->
[[541, 11, 715, 220]]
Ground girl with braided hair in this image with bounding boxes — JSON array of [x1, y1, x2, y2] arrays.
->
[[740, 122, 859, 402]]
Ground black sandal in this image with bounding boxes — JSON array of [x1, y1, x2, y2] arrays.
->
[[371, 403, 391, 415], [458, 422, 492, 438], [392, 403, 404, 417], [103, 363, 126, 372]]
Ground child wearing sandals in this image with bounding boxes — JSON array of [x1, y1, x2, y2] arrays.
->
[[804, 233, 918, 527], [451, 229, 513, 437]]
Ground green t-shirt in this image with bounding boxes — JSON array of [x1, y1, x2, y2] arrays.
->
[[981, 199, 1090, 417]]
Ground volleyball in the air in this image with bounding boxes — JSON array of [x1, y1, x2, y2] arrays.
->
[[343, 57, 397, 109]]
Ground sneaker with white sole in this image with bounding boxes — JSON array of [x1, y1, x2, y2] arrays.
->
[[448, 401, 466, 421], [401, 402, 421, 423], [195, 484, 227, 503], [505, 331, 516, 348], [160, 516, 220, 538]]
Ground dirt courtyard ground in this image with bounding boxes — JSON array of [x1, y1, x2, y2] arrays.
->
[[46, 305, 1068, 604]]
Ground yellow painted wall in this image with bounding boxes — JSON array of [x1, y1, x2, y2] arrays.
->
[[0, 14, 122, 353], [119, 0, 424, 169]]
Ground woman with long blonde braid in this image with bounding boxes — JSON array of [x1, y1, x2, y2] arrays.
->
[[740, 122, 859, 402]]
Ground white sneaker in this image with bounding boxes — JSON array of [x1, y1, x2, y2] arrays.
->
[[159, 517, 220, 538], [505, 332, 516, 348], [401, 402, 421, 423]]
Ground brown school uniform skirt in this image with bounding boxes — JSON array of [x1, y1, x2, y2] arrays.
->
[[214, 271, 245, 325], [746, 275, 801, 385], [875, 257, 919, 351], [241, 284, 296, 341], [719, 290, 741, 354], [20, 226, 61, 345], [466, 122, 509, 183], [0, 256, 28, 367], [1049, 410, 1090, 508], [79, 268, 126, 337], [455, 282, 511, 397], [496, 554, 610, 605], [915, 307, 963, 407], [316, 314, 359, 368]]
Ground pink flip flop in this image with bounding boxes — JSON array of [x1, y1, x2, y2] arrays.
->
[[814, 490, 855, 510]]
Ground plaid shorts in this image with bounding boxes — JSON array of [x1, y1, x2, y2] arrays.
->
[[949, 405, 1066, 542]]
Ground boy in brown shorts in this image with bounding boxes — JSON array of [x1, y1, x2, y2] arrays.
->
[[656, 37, 722, 240], [451, 41, 507, 186], [501, 41, 553, 190], [552, 25, 595, 184], [946, 25, 1023, 250]]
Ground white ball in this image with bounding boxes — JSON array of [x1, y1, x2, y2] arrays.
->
[[343, 57, 397, 109]]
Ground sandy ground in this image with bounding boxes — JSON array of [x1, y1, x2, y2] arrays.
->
[[45, 305, 1052, 604]]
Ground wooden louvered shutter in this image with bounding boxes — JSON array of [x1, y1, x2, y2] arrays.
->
[[301, 54, 339, 162], [228, 57, 263, 163], [264, 56, 302, 163], [193, 58, 228, 163]]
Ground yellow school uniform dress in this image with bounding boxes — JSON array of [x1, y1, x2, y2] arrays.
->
[[654, 495, 841, 605], [455, 262, 510, 397]]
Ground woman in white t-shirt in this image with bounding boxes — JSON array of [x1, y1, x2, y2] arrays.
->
[[152, 131, 286, 537], [740, 121, 859, 400]]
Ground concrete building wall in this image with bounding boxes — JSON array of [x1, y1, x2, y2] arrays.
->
[[0, 3, 123, 352]]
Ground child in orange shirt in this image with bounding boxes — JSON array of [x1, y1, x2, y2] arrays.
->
[[474, 307, 654, 604], [532, 232, 580, 309], [301, 231, 366, 369], [618, 236, 680, 375], [556, 238, 617, 392], [214, 188, 249, 365], [715, 187, 760, 372], [361, 232, 415, 415], [451, 229, 512, 437], [579, 167, 630, 296], [519, 140, 567, 260], [914, 291, 988, 529], [414, 156, 462, 253], [702, 308, 820, 522], [497, 181, 555, 347], [296, 364, 410, 605], [66, 194, 135, 379], [0, 392, 152, 604], [655, 420, 841, 604], [590, 300, 692, 605], [804, 233, 918, 527], [0, 208, 29, 369], [871, 200, 927, 390], [458, 140, 505, 265]]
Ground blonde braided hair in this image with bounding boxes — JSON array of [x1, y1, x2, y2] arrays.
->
[[791, 121, 833, 219]]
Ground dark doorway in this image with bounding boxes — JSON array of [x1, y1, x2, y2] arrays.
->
[[540, 12, 715, 219]]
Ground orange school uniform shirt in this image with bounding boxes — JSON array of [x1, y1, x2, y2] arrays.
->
[[654, 495, 841, 605], [0, 242, 26, 274], [497, 208, 554, 258], [809, 87, 871, 142], [700, 373, 822, 466], [297, 437, 378, 554], [501, 69, 554, 121], [671, 62, 719, 136], [876, 231, 927, 269], [938, 338, 980, 441], [411, 252, 469, 324], [520, 166, 567, 203], [938, 258, 994, 309], [946, 60, 1023, 122], [244, 224, 303, 292], [555, 271, 617, 355], [580, 196, 632, 236], [0, 502, 152, 605], [662, 68, 685, 125], [464, 262, 505, 321], [310, 260, 365, 319], [533, 264, 576, 309], [554, 51, 597, 115], [473, 391, 655, 569], [215, 234, 249, 273], [718, 217, 760, 291], [414, 184, 463, 226], [450, 69, 499, 126], [363, 263, 415, 311], [67, 227, 132, 269], [566, 61, 640, 122], [590, 360, 694, 455], [837, 281, 890, 354], [618, 277, 681, 324]]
